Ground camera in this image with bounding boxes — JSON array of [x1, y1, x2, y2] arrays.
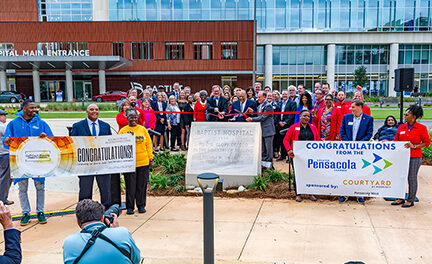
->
[[103, 204, 122, 226]]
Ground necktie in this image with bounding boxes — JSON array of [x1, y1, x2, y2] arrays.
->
[[281, 101, 286, 120], [92, 122, 97, 136], [241, 102, 245, 112], [215, 97, 219, 106]]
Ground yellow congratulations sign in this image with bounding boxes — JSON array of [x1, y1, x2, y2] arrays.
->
[[9, 135, 136, 178]]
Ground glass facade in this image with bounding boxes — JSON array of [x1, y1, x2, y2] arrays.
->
[[270, 46, 327, 90], [399, 44, 432, 93], [38, 0, 93, 22], [334, 45, 389, 95], [102, 0, 432, 33]]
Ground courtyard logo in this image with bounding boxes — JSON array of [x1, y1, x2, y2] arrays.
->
[[362, 153, 392, 175]]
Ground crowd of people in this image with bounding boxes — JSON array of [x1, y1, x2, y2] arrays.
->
[[115, 81, 430, 206]]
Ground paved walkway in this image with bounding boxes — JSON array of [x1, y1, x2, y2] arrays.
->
[[1, 166, 431, 264]]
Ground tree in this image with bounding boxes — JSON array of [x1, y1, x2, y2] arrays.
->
[[353, 66, 368, 88]]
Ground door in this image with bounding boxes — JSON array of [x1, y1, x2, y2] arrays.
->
[[74, 81, 84, 101], [84, 82, 92, 100]]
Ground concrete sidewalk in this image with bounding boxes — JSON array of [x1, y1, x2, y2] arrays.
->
[[1, 166, 432, 264]]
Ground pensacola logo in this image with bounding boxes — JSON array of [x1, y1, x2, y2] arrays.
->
[[362, 153, 392, 175]]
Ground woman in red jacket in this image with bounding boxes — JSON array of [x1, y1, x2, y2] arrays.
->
[[391, 105, 431, 208], [317, 94, 342, 140], [283, 109, 320, 202], [194, 90, 208, 122], [140, 98, 156, 130], [116, 100, 144, 131]]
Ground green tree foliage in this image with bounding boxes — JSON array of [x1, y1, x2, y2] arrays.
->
[[354, 66, 369, 88]]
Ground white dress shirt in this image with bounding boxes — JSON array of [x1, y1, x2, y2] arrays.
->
[[352, 114, 362, 141], [86, 118, 100, 136]]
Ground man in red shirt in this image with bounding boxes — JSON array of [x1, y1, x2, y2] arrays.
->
[[335, 90, 352, 115], [312, 88, 325, 128]]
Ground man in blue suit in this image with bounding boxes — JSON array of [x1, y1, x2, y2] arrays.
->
[[0, 201, 21, 264], [70, 104, 112, 209], [229, 90, 257, 122], [168, 82, 180, 100], [339, 100, 374, 203]]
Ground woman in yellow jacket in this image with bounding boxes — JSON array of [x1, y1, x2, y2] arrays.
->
[[119, 108, 154, 215]]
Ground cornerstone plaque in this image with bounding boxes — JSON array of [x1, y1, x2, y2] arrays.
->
[[185, 122, 261, 188]]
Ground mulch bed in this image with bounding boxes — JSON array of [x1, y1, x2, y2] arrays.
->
[[149, 181, 340, 200], [422, 159, 432, 166]]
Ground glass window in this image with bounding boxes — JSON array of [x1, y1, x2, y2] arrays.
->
[[290, 8, 300, 28], [221, 42, 237, 59], [371, 46, 380, 64], [132, 42, 154, 60], [363, 49, 371, 64], [280, 46, 288, 65], [272, 46, 280, 65], [379, 47, 388, 64], [399, 50, 404, 64], [193, 42, 213, 60], [305, 47, 313, 65], [302, 8, 313, 28], [165, 42, 184, 60], [112, 42, 124, 57], [0, 43, 14, 52], [413, 50, 421, 64], [288, 46, 296, 65], [257, 46, 264, 65], [297, 48, 304, 65], [355, 50, 363, 64], [405, 50, 413, 64]]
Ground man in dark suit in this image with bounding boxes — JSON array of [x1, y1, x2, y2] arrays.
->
[[247, 91, 276, 169], [70, 104, 112, 209], [229, 90, 257, 122], [339, 100, 374, 204], [276, 90, 297, 161], [206, 85, 229, 122], [168, 82, 181, 100], [0, 201, 21, 264]]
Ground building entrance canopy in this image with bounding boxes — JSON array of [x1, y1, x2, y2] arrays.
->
[[0, 56, 131, 71]]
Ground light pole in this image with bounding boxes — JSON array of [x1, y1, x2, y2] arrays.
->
[[197, 172, 220, 264]]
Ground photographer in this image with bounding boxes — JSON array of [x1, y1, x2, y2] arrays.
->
[[63, 199, 141, 264], [0, 201, 22, 264]]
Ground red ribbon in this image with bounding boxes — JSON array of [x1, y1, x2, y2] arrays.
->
[[145, 110, 302, 116]]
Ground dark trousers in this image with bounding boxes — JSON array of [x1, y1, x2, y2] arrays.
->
[[110, 173, 121, 206], [124, 166, 149, 210], [262, 136, 274, 163], [273, 125, 281, 153], [79, 175, 111, 209], [0, 154, 11, 203], [279, 125, 289, 159], [170, 125, 180, 149]]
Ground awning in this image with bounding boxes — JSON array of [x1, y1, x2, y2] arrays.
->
[[0, 56, 131, 71]]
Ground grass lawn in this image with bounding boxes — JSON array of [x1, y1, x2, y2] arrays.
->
[[371, 107, 432, 119]]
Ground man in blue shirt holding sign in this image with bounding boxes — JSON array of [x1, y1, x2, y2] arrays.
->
[[339, 100, 374, 203], [2, 100, 54, 226]]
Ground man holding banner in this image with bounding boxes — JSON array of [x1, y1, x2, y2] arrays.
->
[[3, 100, 53, 225], [339, 100, 374, 203], [70, 104, 112, 210]]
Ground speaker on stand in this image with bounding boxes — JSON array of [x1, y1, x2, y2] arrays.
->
[[394, 68, 414, 123]]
